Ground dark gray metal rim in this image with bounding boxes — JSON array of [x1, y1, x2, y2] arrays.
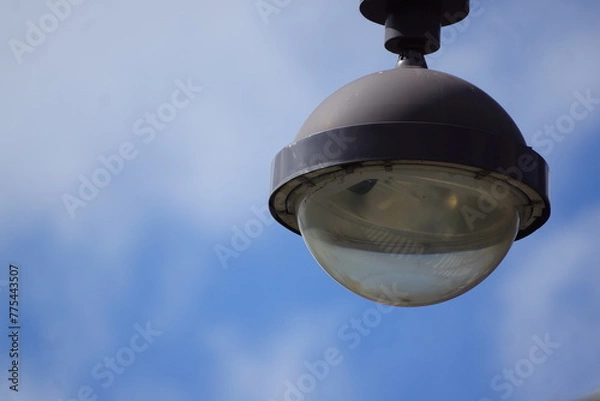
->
[[269, 122, 550, 240]]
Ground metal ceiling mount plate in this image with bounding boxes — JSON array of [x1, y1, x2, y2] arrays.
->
[[360, 0, 470, 26], [359, 0, 470, 54]]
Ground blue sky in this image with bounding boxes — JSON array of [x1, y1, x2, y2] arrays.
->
[[1, 0, 600, 400]]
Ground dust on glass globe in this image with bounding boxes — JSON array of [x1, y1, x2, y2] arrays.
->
[[297, 165, 520, 306]]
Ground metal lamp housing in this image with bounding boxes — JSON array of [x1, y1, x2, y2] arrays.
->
[[269, 64, 550, 306]]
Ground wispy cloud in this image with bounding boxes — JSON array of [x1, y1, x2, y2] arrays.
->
[[493, 203, 600, 400], [203, 303, 359, 401]]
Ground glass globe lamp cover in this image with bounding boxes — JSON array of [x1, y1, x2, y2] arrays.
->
[[296, 164, 523, 306]]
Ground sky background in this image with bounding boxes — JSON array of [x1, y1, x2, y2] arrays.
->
[[1, 0, 600, 400]]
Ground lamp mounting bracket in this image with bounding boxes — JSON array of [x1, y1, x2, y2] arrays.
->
[[360, 0, 470, 54]]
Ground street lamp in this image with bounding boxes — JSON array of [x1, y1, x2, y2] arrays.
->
[[269, 0, 550, 306]]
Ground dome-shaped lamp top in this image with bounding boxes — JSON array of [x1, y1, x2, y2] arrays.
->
[[296, 66, 526, 146]]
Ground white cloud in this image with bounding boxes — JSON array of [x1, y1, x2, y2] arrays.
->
[[3, 0, 599, 240], [0, 0, 324, 237]]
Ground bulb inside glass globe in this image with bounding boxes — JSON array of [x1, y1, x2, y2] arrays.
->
[[296, 164, 521, 306]]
